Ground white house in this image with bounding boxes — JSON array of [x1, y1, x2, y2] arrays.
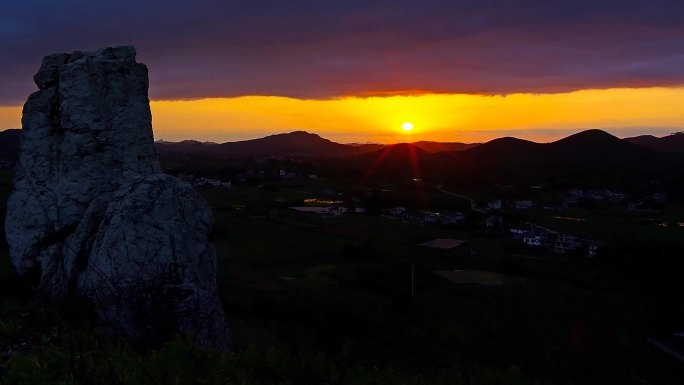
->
[[290, 206, 348, 216], [510, 228, 528, 236], [554, 235, 582, 254], [420, 210, 441, 224], [605, 191, 626, 202], [587, 243, 600, 257], [523, 236, 544, 247]]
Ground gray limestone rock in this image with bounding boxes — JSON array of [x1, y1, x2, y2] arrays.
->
[[77, 174, 227, 348], [5, 46, 229, 350]]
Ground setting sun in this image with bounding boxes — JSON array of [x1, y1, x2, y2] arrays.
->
[[402, 122, 414, 131]]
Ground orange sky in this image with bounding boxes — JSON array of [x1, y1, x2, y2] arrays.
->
[[1, 87, 683, 143]]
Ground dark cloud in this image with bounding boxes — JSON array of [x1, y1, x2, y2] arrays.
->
[[2, 0, 684, 104]]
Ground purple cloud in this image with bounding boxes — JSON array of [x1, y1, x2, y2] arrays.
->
[[1, 0, 684, 105]]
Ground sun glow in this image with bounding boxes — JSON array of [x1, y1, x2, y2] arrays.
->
[[4, 87, 683, 144], [402, 122, 414, 131], [142, 87, 684, 143]]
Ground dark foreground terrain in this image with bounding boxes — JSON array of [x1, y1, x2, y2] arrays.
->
[[2, 161, 684, 385], [2, 127, 684, 384]]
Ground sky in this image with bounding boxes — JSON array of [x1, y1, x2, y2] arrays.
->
[[1, 0, 684, 143]]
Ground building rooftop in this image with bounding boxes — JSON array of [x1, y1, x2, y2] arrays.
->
[[418, 239, 465, 250]]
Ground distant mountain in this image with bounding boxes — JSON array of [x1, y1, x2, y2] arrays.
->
[[411, 141, 479, 153], [463, 129, 653, 163], [157, 131, 381, 158], [345, 143, 450, 178], [212, 131, 350, 157], [355, 143, 435, 164], [624, 135, 659, 147], [344, 143, 387, 154], [547, 129, 650, 160], [624, 133, 684, 153], [338, 141, 478, 155], [2, 128, 678, 166], [462, 137, 540, 162], [155, 140, 219, 154]]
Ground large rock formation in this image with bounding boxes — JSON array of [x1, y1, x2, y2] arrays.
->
[[5, 46, 229, 350]]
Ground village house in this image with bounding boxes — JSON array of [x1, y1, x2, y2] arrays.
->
[[509, 228, 528, 237], [381, 206, 407, 219], [290, 206, 348, 216], [586, 242, 601, 257], [484, 214, 503, 228], [523, 236, 544, 247], [512, 223, 600, 256], [605, 190, 626, 202], [304, 198, 344, 205], [420, 210, 441, 224], [418, 239, 465, 250], [514, 200, 533, 209], [487, 200, 503, 210], [651, 192, 667, 203], [554, 234, 583, 254], [207, 178, 222, 187]]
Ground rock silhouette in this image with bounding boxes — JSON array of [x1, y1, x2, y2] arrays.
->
[[5, 46, 229, 350]]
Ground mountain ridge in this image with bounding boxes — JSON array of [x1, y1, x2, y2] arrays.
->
[[3, 128, 684, 159], [624, 133, 684, 153]]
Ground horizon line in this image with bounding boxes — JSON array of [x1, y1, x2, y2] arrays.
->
[[3, 127, 684, 146]]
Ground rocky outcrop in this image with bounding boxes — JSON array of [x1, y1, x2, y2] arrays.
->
[[5, 46, 229, 350]]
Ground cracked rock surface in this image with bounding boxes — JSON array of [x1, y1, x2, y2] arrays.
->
[[5, 46, 229, 350]]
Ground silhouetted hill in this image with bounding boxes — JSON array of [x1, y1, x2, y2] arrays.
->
[[624, 135, 659, 147], [462, 137, 540, 162], [0, 129, 20, 159], [157, 131, 383, 158], [547, 129, 651, 161], [342, 143, 452, 179], [339, 143, 388, 156], [213, 131, 347, 157], [461, 130, 653, 164], [155, 140, 218, 154], [3, 128, 679, 170], [624, 133, 684, 153], [411, 141, 479, 153]]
